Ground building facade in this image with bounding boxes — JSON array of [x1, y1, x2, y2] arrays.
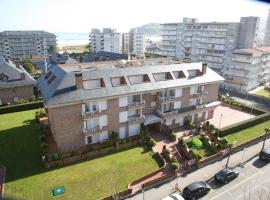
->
[[89, 28, 123, 54], [38, 59, 224, 153], [160, 17, 260, 73], [0, 57, 36, 105], [264, 10, 270, 47], [0, 31, 56, 59], [223, 48, 270, 92]]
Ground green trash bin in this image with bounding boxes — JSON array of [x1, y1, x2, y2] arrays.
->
[[52, 186, 65, 196]]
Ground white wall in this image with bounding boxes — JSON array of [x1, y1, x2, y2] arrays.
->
[[129, 75, 143, 84], [175, 88, 182, 97], [99, 99, 107, 110], [119, 96, 128, 107], [128, 123, 140, 136], [174, 101, 181, 109], [99, 115, 108, 127], [100, 131, 109, 141], [119, 127, 126, 139]]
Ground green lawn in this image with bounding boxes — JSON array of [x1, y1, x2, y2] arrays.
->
[[0, 110, 159, 200], [223, 120, 270, 145], [255, 88, 270, 99], [186, 140, 214, 159]]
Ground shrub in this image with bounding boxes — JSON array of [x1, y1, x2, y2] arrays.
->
[[178, 138, 184, 146], [220, 138, 228, 145], [214, 130, 220, 138], [148, 138, 156, 148], [51, 153, 61, 161], [163, 148, 170, 156], [203, 135, 209, 142], [85, 145, 94, 152], [209, 124, 215, 130], [0, 101, 43, 114], [171, 162, 179, 170], [196, 154, 202, 160], [39, 134, 45, 141], [169, 132, 177, 141], [40, 142, 48, 150], [205, 121, 210, 127]]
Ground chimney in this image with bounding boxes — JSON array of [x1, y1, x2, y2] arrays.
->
[[75, 72, 83, 89], [202, 63, 207, 75], [20, 72, 25, 80]]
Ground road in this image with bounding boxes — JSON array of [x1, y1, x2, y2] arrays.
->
[[202, 157, 270, 200], [129, 139, 270, 200]]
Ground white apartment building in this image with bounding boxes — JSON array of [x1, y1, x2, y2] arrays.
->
[[223, 47, 270, 92], [160, 17, 260, 73], [123, 29, 146, 56], [264, 10, 270, 47], [0, 31, 56, 59], [89, 28, 123, 54]]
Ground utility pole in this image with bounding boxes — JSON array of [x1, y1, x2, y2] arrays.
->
[[219, 114, 223, 130], [225, 141, 237, 168]]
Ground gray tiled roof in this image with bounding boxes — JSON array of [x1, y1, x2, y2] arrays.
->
[[38, 61, 224, 107], [0, 57, 36, 88]]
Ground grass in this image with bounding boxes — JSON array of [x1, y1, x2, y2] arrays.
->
[[186, 139, 214, 159], [0, 110, 159, 200], [255, 88, 270, 99], [223, 120, 270, 145]]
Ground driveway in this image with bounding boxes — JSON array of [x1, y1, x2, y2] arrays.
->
[[208, 105, 256, 129]]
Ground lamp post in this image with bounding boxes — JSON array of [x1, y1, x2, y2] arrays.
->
[[262, 128, 269, 150], [219, 114, 223, 130]]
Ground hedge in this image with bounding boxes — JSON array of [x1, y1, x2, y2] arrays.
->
[[220, 112, 270, 137], [239, 104, 265, 115], [0, 101, 43, 114]]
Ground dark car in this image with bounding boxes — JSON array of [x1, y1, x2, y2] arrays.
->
[[182, 181, 211, 200], [259, 147, 270, 162], [214, 168, 239, 184]]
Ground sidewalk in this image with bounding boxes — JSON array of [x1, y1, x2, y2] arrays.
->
[[128, 139, 270, 200]]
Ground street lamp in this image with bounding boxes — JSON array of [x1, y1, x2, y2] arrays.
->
[[219, 114, 223, 130], [262, 128, 269, 150]]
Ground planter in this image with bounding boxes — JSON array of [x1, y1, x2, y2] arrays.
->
[[62, 154, 82, 164], [45, 159, 63, 168]]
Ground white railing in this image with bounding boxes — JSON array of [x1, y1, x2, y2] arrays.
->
[[82, 109, 101, 118], [127, 101, 145, 108], [82, 125, 102, 135]]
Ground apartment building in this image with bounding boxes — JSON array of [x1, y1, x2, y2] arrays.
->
[[37, 59, 224, 153], [264, 10, 270, 47], [126, 29, 146, 56], [0, 31, 56, 59], [89, 28, 123, 54], [0, 57, 35, 105], [160, 17, 260, 73], [223, 47, 270, 92]]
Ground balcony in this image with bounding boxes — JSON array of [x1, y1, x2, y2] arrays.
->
[[193, 90, 208, 98], [128, 115, 144, 124], [82, 109, 101, 119], [82, 125, 103, 135], [158, 95, 176, 102], [127, 101, 145, 109], [157, 109, 179, 119], [195, 103, 206, 109]]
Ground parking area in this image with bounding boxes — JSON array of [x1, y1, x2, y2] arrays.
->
[[208, 105, 256, 129]]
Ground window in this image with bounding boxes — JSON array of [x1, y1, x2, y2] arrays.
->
[[128, 74, 150, 85], [111, 76, 127, 87], [47, 75, 56, 84], [173, 71, 186, 79], [153, 72, 173, 82], [150, 101, 156, 108], [86, 136, 92, 144], [83, 78, 105, 89], [44, 71, 53, 80]]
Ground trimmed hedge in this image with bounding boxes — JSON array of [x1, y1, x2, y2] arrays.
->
[[0, 101, 43, 114], [239, 104, 265, 115], [220, 112, 270, 137]]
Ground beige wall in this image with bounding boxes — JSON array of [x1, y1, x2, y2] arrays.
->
[[0, 85, 34, 105]]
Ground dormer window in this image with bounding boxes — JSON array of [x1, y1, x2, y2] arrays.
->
[[128, 74, 150, 85], [111, 76, 127, 87], [173, 71, 186, 79], [153, 72, 173, 82], [83, 78, 106, 89], [0, 73, 8, 81], [187, 69, 201, 79]]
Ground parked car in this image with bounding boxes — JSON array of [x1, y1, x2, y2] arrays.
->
[[182, 181, 211, 200], [214, 168, 239, 184], [162, 192, 185, 200], [259, 147, 270, 162]]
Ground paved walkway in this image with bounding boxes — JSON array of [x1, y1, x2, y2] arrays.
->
[[208, 105, 256, 129]]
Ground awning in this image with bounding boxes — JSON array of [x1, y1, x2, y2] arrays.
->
[[144, 114, 161, 125]]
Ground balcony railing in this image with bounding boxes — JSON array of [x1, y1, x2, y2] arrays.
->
[[82, 109, 101, 118], [158, 95, 176, 102], [82, 125, 102, 135], [127, 101, 145, 108], [128, 115, 144, 123], [193, 90, 208, 97], [195, 103, 206, 109]]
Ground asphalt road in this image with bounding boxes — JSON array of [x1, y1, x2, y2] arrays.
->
[[202, 157, 270, 200]]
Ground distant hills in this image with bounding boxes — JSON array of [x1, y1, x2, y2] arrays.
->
[[135, 23, 161, 36]]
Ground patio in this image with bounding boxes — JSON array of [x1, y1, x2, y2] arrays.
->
[[208, 105, 256, 129]]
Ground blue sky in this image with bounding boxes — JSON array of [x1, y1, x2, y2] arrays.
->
[[0, 0, 269, 32]]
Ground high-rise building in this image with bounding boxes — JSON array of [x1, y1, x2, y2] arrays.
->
[[89, 28, 123, 54], [264, 10, 270, 47], [223, 47, 270, 92], [123, 29, 146, 56], [0, 31, 56, 59], [160, 17, 260, 73]]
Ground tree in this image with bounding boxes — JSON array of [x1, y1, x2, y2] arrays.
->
[[20, 57, 36, 74], [48, 45, 57, 55]]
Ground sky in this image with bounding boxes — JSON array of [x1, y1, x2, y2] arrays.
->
[[0, 0, 270, 33]]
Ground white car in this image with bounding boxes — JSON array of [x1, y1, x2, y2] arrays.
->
[[162, 192, 185, 200]]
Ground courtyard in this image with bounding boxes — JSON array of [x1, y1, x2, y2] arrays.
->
[[0, 110, 159, 200], [208, 104, 256, 129]]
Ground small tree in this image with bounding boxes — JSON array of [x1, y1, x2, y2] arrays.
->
[[48, 45, 57, 55]]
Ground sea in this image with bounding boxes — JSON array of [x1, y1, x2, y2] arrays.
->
[[55, 32, 161, 47]]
